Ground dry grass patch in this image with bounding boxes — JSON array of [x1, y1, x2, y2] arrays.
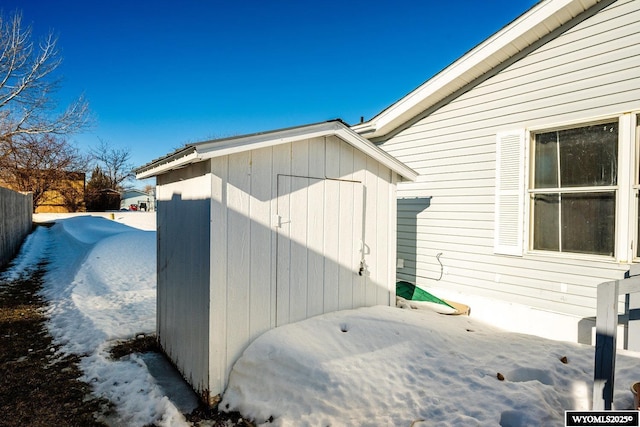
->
[[0, 262, 110, 427]]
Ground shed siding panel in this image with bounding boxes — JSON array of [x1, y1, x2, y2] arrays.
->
[[248, 146, 274, 340], [364, 158, 379, 307], [323, 138, 341, 313], [384, 0, 640, 318], [289, 140, 310, 323], [225, 151, 252, 379], [273, 143, 292, 326], [156, 162, 211, 396], [209, 156, 228, 396], [387, 172, 399, 305], [307, 138, 326, 317], [338, 142, 356, 310], [375, 166, 392, 305], [352, 149, 367, 306]]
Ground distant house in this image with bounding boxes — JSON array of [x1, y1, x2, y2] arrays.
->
[[120, 189, 155, 211], [136, 120, 416, 405], [1, 171, 86, 213], [352, 0, 640, 344], [35, 171, 86, 213]]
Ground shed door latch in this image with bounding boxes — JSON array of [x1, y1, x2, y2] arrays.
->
[[273, 215, 291, 228]]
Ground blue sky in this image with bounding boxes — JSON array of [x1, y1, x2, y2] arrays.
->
[[3, 1, 538, 175]]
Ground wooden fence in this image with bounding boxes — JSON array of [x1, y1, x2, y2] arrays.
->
[[0, 187, 33, 269]]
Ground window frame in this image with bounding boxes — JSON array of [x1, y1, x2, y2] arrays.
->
[[526, 117, 623, 260], [633, 114, 640, 261]]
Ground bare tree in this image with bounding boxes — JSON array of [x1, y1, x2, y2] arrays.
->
[[0, 133, 89, 211], [90, 138, 134, 191], [0, 11, 90, 163]]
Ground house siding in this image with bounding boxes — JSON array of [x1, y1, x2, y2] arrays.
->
[[384, 0, 639, 319]]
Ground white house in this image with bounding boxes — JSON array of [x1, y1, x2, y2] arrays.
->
[[120, 189, 155, 211], [353, 0, 640, 344], [135, 120, 416, 404]]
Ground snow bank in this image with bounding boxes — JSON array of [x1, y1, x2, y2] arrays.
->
[[34, 211, 156, 231], [36, 216, 190, 426], [222, 305, 640, 426]]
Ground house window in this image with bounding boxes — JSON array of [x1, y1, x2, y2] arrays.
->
[[530, 122, 618, 256]]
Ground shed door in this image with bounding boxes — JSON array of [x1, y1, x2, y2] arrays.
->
[[276, 174, 364, 327]]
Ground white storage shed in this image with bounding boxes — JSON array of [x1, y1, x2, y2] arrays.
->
[[135, 120, 417, 404]]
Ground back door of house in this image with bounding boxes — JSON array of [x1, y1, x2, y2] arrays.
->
[[275, 174, 363, 327]]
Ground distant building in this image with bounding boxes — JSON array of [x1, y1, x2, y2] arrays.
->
[[120, 189, 155, 211], [36, 171, 86, 213], [1, 171, 86, 213]]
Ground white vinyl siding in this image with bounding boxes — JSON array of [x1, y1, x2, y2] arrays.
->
[[386, 0, 638, 319]]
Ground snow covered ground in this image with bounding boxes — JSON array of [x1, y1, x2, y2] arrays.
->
[[20, 214, 195, 426], [3, 213, 640, 426]]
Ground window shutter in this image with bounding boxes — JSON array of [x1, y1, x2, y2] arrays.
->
[[494, 130, 525, 256]]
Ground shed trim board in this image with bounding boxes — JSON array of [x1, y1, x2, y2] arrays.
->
[[357, 0, 640, 343]]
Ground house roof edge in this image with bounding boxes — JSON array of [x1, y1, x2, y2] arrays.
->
[[352, 0, 604, 140]]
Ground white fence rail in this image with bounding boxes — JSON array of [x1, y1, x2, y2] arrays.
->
[[593, 265, 640, 410]]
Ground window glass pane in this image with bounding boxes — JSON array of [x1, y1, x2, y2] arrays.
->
[[562, 192, 615, 256], [534, 132, 558, 188], [559, 122, 618, 187], [533, 193, 559, 251]]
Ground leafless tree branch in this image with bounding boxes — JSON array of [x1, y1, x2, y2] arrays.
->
[[90, 138, 135, 190], [0, 11, 90, 161]]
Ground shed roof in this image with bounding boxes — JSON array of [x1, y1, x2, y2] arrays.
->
[[135, 120, 417, 181], [351, 0, 607, 140]]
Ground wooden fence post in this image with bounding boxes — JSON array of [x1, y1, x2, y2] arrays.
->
[[593, 280, 619, 410]]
